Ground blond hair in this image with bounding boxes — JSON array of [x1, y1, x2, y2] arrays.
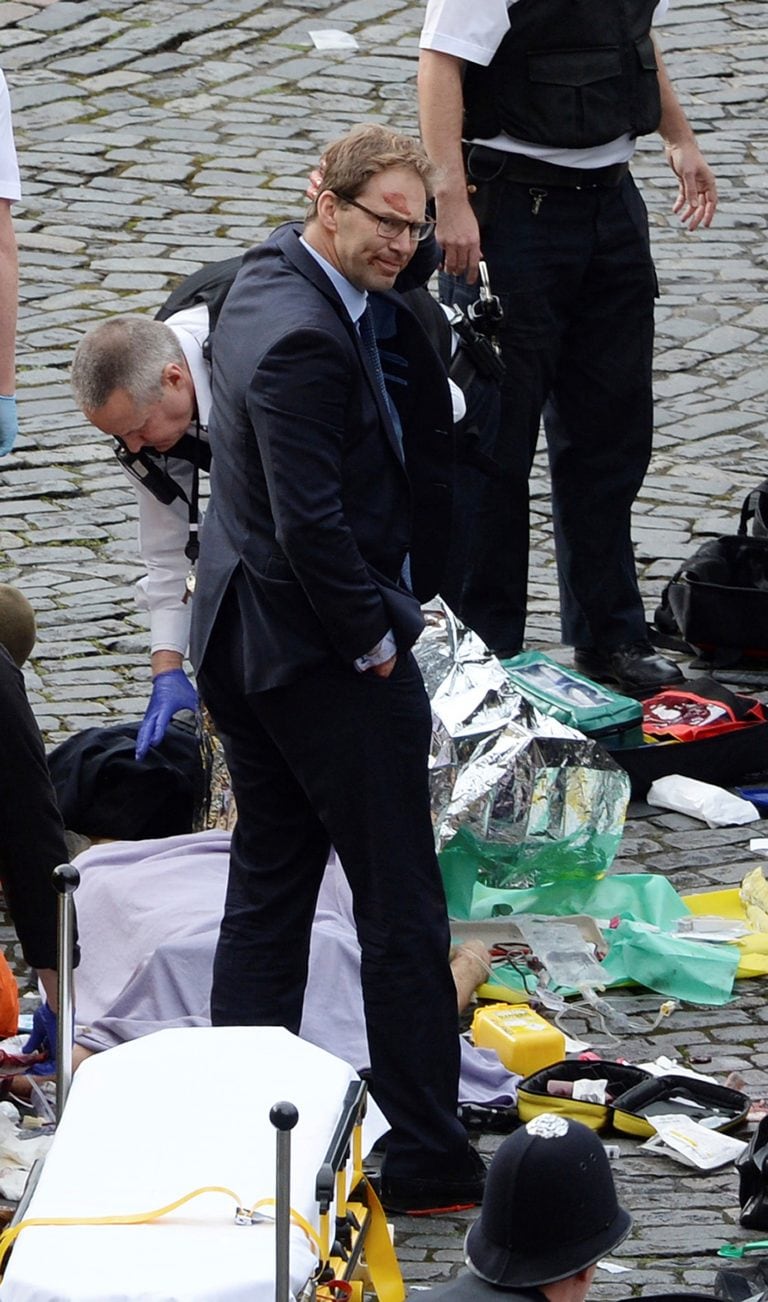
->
[[308, 123, 436, 220]]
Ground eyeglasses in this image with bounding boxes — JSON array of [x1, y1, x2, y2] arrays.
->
[[334, 193, 435, 243]]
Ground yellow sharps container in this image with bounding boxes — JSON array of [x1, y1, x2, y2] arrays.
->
[[471, 1003, 565, 1075]]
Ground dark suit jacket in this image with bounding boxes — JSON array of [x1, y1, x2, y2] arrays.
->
[[190, 223, 454, 692]]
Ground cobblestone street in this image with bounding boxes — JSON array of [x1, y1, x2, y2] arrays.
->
[[1, 0, 768, 1292]]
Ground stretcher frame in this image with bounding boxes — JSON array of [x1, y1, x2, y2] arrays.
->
[[1, 866, 405, 1302]]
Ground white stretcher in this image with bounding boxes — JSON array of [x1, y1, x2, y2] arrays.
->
[[0, 1025, 397, 1302]]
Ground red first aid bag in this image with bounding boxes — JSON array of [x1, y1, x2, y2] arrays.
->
[[643, 678, 768, 744]]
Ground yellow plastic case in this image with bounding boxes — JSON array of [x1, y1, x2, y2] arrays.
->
[[471, 1003, 565, 1076], [611, 1075, 749, 1138], [516, 1060, 651, 1131]]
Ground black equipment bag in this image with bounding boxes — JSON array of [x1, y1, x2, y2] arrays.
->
[[604, 676, 768, 799], [717, 1261, 768, 1302], [654, 482, 768, 659], [48, 720, 207, 841], [609, 720, 768, 800]]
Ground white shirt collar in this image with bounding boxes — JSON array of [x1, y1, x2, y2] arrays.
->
[[299, 235, 367, 324]]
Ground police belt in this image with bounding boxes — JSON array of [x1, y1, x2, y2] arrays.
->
[[465, 143, 630, 190]]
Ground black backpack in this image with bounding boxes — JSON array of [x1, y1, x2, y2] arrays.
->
[[154, 253, 245, 360], [653, 481, 768, 662], [48, 720, 209, 840]]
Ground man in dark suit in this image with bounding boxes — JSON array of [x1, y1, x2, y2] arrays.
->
[[190, 124, 485, 1214]]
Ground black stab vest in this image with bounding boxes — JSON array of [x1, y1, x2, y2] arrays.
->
[[463, 0, 661, 149]]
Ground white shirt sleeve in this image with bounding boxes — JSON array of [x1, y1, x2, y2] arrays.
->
[[354, 629, 398, 672], [130, 457, 198, 657], [419, 0, 512, 65], [0, 71, 21, 203], [128, 304, 212, 657]]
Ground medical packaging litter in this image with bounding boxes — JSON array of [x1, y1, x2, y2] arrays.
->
[[647, 774, 759, 827], [642, 1113, 747, 1170]]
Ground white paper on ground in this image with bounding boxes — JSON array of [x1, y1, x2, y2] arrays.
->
[[562, 1032, 592, 1054], [309, 29, 358, 49], [647, 775, 759, 828], [641, 1112, 746, 1169], [635, 1056, 718, 1084]]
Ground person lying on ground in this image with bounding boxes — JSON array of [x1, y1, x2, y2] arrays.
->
[[35, 832, 515, 1111]]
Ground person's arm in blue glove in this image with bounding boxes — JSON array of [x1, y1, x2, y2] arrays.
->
[[0, 197, 19, 456], [135, 651, 199, 761], [22, 1000, 59, 1075], [0, 395, 17, 456]]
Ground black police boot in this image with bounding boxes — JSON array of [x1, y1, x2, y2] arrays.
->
[[574, 639, 685, 698]]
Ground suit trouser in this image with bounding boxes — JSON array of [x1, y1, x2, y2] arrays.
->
[[198, 626, 470, 1178], [0, 645, 76, 971], [439, 171, 656, 656]]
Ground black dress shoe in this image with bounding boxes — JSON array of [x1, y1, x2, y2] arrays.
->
[[380, 1145, 486, 1216], [573, 640, 685, 697]]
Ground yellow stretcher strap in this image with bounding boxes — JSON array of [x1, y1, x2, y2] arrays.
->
[[0, 1176, 403, 1302], [0, 1185, 323, 1274], [250, 1197, 323, 1255], [352, 1180, 405, 1302]]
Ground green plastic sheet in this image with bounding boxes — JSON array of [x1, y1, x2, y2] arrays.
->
[[440, 847, 740, 1005], [597, 918, 738, 1005], [441, 830, 690, 922], [439, 824, 627, 914]]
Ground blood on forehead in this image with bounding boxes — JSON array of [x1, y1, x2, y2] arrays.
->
[[381, 190, 416, 216]]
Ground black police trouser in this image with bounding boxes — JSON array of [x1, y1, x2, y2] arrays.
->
[[439, 171, 656, 656]]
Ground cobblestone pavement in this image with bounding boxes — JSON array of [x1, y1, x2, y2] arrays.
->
[[1, 0, 768, 1293]]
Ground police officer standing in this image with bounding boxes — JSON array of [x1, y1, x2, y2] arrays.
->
[[418, 0, 717, 695]]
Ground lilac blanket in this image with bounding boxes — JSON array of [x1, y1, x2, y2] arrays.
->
[[73, 831, 517, 1105]]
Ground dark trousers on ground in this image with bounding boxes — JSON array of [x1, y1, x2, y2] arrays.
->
[[199, 618, 470, 1179], [0, 645, 74, 970], [439, 171, 656, 657]]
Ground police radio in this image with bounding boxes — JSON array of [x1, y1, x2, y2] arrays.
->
[[114, 440, 187, 507]]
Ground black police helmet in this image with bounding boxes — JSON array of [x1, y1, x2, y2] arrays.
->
[[465, 1116, 632, 1288]]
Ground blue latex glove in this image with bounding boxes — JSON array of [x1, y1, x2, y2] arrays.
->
[[0, 395, 18, 456], [22, 1001, 58, 1076], [135, 668, 198, 761]]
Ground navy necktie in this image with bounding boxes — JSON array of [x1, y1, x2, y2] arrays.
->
[[358, 305, 405, 460], [358, 306, 390, 408], [358, 307, 410, 589]]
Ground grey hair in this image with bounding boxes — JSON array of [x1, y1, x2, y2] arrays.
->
[[71, 315, 186, 413]]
